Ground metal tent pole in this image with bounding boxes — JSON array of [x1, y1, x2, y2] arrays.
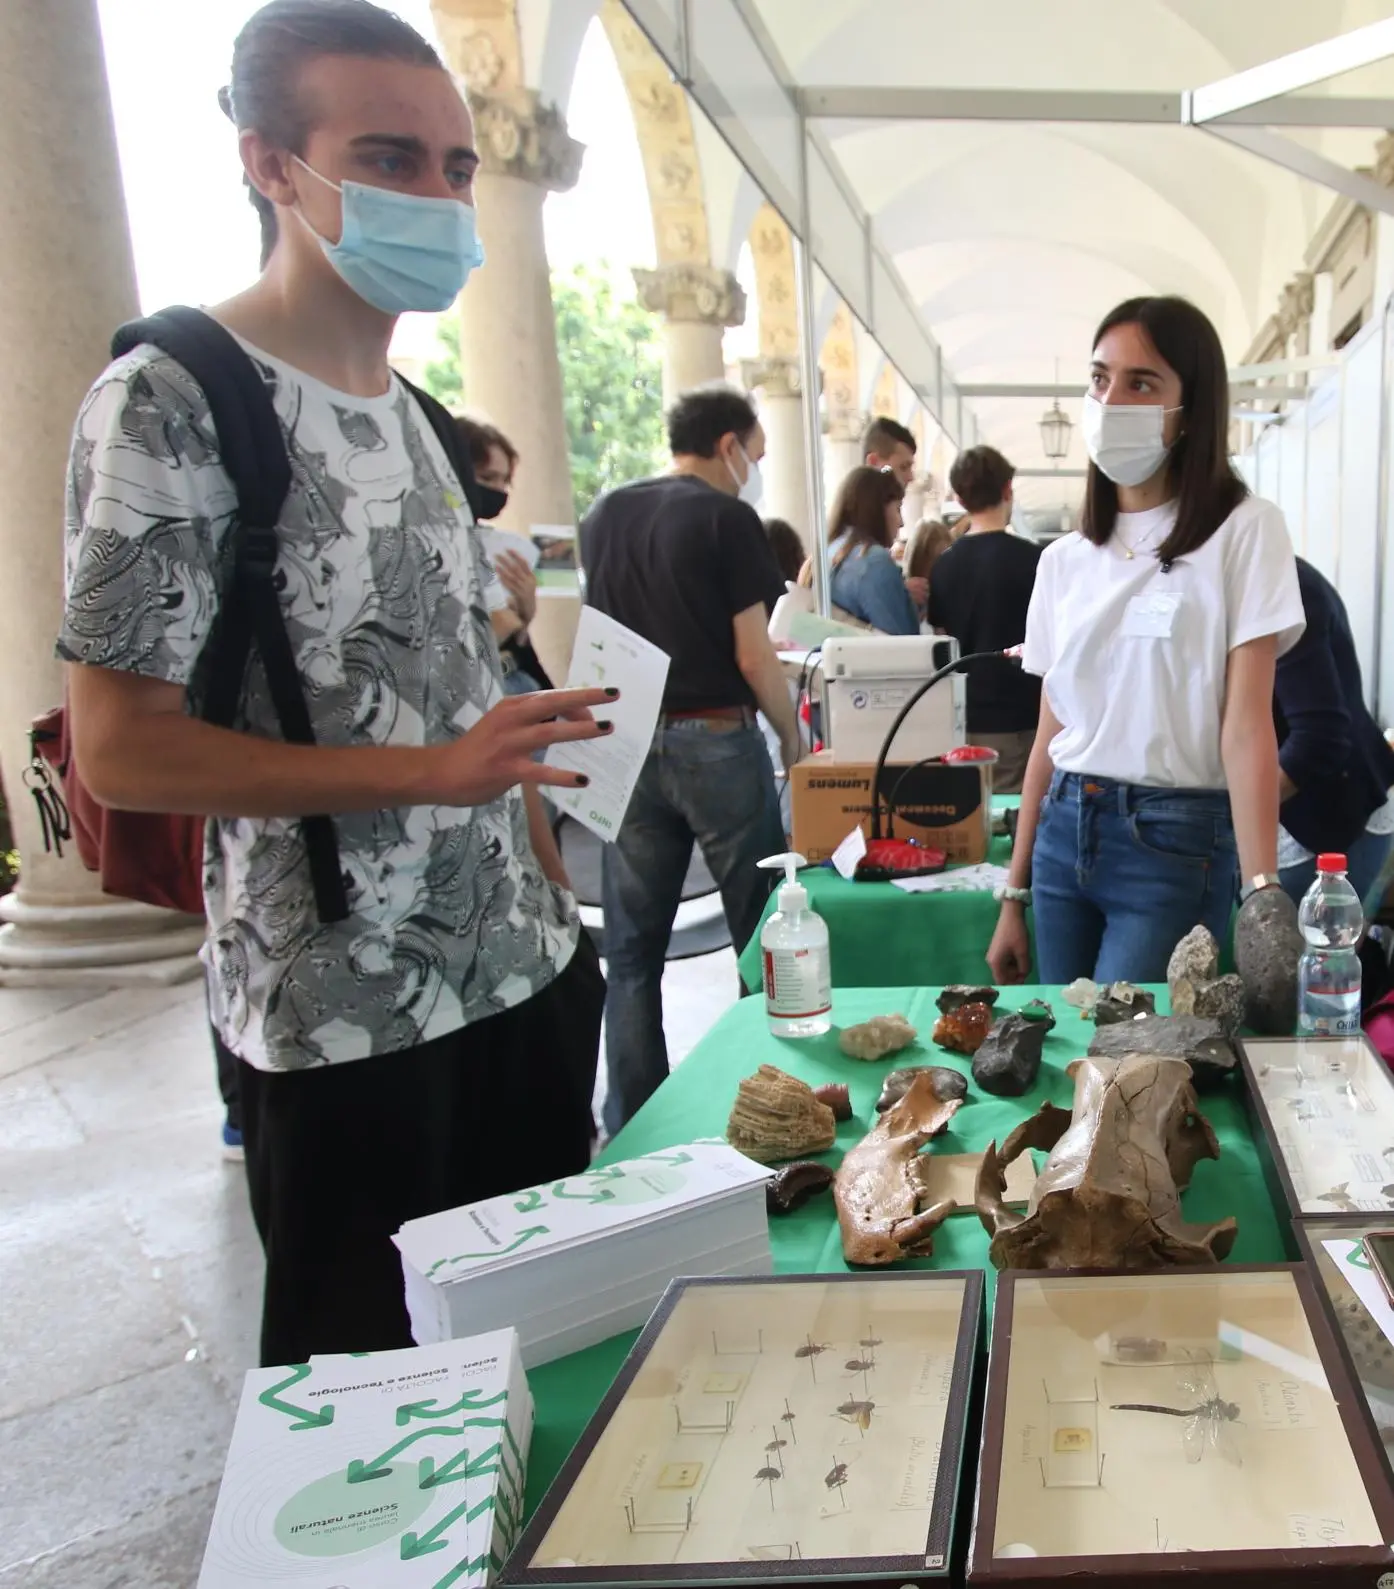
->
[[794, 119, 830, 617]]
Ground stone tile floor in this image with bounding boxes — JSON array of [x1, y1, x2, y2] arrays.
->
[[0, 945, 740, 1586]]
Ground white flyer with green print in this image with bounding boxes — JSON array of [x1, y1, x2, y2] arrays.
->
[[197, 1331, 531, 1589]]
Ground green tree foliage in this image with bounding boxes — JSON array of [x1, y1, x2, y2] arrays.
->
[[423, 263, 666, 522]]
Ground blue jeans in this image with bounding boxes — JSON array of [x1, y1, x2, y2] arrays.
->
[[1033, 772, 1238, 985], [1280, 827, 1394, 917], [601, 717, 784, 1137]]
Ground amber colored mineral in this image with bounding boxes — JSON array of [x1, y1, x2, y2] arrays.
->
[[932, 1001, 995, 1055], [838, 1013, 917, 1061], [834, 1072, 960, 1265], [726, 1065, 836, 1164], [813, 1082, 853, 1121]]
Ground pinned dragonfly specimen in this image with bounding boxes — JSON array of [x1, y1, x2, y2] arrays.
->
[[794, 1336, 830, 1382], [754, 1464, 782, 1509], [834, 1397, 876, 1434], [764, 1428, 787, 1473], [1111, 1352, 1241, 1466], [780, 1398, 798, 1444], [824, 1458, 849, 1508]]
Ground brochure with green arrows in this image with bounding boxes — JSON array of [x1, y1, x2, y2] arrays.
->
[[197, 1330, 531, 1589], [394, 1144, 773, 1368]]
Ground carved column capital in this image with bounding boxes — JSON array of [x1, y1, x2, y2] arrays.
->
[[468, 89, 583, 191], [825, 408, 867, 445], [740, 355, 802, 400], [1276, 269, 1315, 339], [633, 262, 746, 326]]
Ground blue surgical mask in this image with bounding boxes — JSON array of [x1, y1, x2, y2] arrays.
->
[[294, 156, 485, 314]]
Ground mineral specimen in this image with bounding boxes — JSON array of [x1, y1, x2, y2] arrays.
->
[[726, 1064, 836, 1163], [1018, 999, 1056, 1028], [937, 985, 1000, 1014], [1234, 886, 1304, 1035], [834, 1071, 961, 1264], [1093, 983, 1157, 1025], [1062, 977, 1101, 1015], [812, 1082, 853, 1121], [1167, 923, 1246, 1037], [1087, 1011, 1238, 1088], [972, 1012, 1049, 1096], [838, 1013, 918, 1061], [875, 1064, 969, 1113], [766, 1160, 837, 1214], [932, 1001, 995, 1055], [976, 1054, 1237, 1269]]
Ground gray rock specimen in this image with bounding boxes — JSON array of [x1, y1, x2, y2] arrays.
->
[[1167, 924, 1247, 1037], [972, 1012, 1049, 1096], [1093, 984, 1158, 1026], [937, 985, 999, 1014], [1087, 1011, 1239, 1089], [1234, 887, 1304, 1036], [875, 1064, 969, 1113]]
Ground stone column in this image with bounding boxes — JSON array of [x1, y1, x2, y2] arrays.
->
[[454, 89, 583, 686], [824, 412, 865, 526], [634, 263, 746, 410], [741, 356, 813, 541], [0, 0, 204, 983]]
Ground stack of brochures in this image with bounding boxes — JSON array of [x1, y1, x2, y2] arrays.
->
[[198, 1330, 530, 1588], [394, 1143, 773, 1366]]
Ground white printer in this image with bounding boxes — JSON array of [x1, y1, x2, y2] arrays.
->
[[821, 635, 965, 763]]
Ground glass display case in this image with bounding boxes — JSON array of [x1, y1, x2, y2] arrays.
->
[[1237, 1034, 1394, 1219], [970, 1267, 1394, 1586], [500, 1272, 983, 1587]]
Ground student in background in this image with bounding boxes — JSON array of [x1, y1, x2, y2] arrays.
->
[[902, 517, 953, 622], [804, 466, 918, 635], [1276, 556, 1394, 910], [926, 447, 1041, 792], [861, 414, 918, 489], [764, 516, 807, 586]]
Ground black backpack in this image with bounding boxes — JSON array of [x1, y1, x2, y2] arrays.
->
[[103, 305, 489, 923]]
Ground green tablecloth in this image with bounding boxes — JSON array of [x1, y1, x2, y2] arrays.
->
[[523, 982, 1286, 1513], [736, 795, 1027, 992]]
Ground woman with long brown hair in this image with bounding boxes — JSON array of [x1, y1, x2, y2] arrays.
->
[[818, 464, 918, 633], [987, 295, 1304, 988]]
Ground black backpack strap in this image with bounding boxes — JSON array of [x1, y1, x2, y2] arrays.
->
[[398, 375, 483, 520], [112, 306, 348, 923]]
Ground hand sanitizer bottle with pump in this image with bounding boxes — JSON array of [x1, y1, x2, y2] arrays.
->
[[757, 852, 832, 1037]]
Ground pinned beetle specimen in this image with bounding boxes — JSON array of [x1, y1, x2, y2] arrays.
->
[[834, 1069, 962, 1264], [976, 1054, 1237, 1270]]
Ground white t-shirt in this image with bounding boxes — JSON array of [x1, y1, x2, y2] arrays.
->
[[1022, 495, 1304, 788], [58, 340, 576, 1072]]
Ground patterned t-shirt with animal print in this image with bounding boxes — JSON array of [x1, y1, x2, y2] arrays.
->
[[58, 336, 577, 1071]]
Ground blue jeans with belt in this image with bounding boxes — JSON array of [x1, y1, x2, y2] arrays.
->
[[601, 712, 784, 1138], [1033, 772, 1238, 985]]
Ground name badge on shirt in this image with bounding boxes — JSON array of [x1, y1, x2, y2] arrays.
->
[[1121, 591, 1180, 639]]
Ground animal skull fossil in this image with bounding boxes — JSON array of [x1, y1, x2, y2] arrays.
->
[[976, 1054, 1237, 1269]]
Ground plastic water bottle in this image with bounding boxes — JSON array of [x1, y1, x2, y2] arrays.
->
[[1297, 854, 1364, 1038]]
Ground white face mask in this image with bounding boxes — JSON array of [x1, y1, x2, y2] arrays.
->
[[726, 442, 764, 507], [1082, 394, 1181, 488]]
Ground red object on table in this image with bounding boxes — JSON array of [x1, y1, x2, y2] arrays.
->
[[942, 744, 997, 763], [854, 837, 947, 882]]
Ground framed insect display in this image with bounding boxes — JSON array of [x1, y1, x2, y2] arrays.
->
[[970, 1266, 1394, 1587], [1236, 1033, 1394, 1225], [499, 1272, 983, 1587]]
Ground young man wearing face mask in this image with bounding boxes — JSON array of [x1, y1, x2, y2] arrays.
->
[[580, 386, 801, 1135], [986, 296, 1303, 989], [58, 0, 611, 1365]]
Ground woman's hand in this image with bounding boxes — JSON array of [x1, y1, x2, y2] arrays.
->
[[495, 548, 538, 626], [987, 903, 1032, 985]]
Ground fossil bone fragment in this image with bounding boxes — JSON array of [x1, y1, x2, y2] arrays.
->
[[834, 1070, 961, 1264], [976, 1054, 1237, 1270]]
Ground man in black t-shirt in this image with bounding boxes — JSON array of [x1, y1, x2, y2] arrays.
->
[[582, 387, 800, 1135], [927, 446, 1042, 793]]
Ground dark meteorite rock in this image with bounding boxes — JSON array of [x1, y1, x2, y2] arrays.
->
[[875, 1064, 969, 1113], [766, 1160, 836, 1214], [1234, 887, 1303, 1036], [1087, 1011, 1239, 1089], [1093, 985, 1158, 1026], [813, 1082, 853, 1122], [971, 1012, 1049, 1096], [937, 985, 1000, 1014]]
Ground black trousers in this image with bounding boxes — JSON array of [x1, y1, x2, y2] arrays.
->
[[218, 934, 603, 1366]]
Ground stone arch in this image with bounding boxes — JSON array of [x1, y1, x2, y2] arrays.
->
[[749, 201, 798, 359]]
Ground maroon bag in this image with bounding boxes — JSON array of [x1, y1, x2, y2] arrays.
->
[[29, 703, 206, 916]]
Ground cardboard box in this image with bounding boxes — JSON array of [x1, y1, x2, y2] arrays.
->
[[790, 751, 992, 865]]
